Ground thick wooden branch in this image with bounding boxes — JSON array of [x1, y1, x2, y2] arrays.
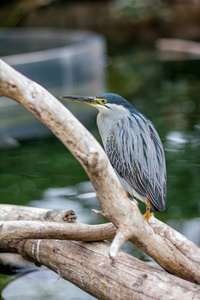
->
[[1, 205, 200, 299], [149, 216, 200, 266], [0, 59, 200, 285], [0, 204, 116, 241], [1, 204, 199, 267], [0, 220, 115, 242], [1, 239, 200, 300]]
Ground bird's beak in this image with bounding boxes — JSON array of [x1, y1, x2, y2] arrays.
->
[[60, 95, 99, 107]]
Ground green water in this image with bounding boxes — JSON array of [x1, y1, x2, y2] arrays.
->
[[0, 51, 200, 299], [0, 138, 87, 206]]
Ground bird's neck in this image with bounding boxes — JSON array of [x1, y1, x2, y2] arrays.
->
[[96, 111, 111, 149]]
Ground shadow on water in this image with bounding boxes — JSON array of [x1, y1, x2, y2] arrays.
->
[[1, 49, 200, 299]]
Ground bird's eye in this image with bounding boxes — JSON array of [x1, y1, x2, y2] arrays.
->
[[101, 99, 107, 104], [95, 97, 107, 105]]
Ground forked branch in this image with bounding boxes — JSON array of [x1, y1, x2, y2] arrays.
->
[[0, 59, 200, 285]]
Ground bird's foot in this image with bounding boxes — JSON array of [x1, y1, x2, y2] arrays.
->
[[143, 199, 154, 223], [143, 210, 154, 223]]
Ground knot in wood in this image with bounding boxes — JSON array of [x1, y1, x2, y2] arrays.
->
[[63, 210, 77, 223], [88, 151, 107, 176]]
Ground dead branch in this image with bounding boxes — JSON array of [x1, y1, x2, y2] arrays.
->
[[149, 216, 200, 266], [1, 204, 200, 268], [0, 59, 200, 286], [0, 204, 115, 241], [1, 238, 200, 300], [0, 220, 115, 242]]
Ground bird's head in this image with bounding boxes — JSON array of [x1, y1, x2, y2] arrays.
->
[[60, 93, 135, 113]]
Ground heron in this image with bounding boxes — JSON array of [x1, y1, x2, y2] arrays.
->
[[60, 93, 166, 221]]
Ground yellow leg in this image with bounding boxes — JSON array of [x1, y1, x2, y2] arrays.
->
[[143, 199, 154, 223]]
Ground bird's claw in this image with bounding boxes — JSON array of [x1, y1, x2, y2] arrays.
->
[[143, 211, 154, 223]]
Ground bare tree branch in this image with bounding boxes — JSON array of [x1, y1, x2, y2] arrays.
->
[[0, 59, 200, 285], [0, 220, 116, 242], [1, 204, 199, 268], [1, 238, 200, 300], [149, 216, 200, 266]]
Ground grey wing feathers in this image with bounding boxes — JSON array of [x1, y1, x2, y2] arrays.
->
[[106, 114, 166, 211]]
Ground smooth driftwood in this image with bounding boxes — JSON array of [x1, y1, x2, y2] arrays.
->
[[149, 216, 200, 267], [1, 204, 200, 268], [0, 221, 116, 242], [0, 59, 200, 285], [0, 239, 200, 300], [0, 204, 115, 241], [1, 206, 200, 299]]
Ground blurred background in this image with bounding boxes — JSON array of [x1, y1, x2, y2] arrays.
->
[[0, 0, 200, 299]]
